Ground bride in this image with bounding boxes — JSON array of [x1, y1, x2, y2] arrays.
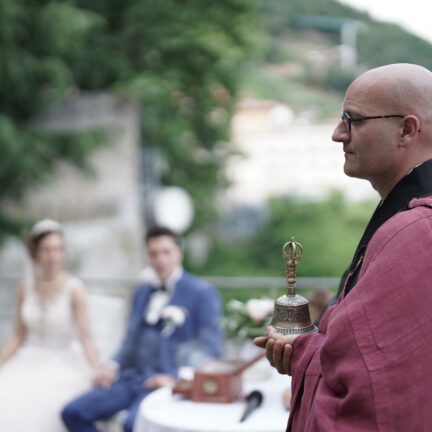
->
[[0, 219, 100, 430]]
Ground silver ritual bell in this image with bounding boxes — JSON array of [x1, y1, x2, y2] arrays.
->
[[270, 239, 317, 335]]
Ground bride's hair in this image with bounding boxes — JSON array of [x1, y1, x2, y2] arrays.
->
[[25, 219, 63, 259]]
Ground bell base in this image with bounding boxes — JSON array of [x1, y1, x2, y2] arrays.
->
[[274, 324, 318, 335]]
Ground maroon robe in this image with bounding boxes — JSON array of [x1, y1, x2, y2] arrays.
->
[[288, 197, 432, 432]]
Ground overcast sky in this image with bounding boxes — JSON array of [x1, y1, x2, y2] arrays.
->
[[338, 0, 432, 43]]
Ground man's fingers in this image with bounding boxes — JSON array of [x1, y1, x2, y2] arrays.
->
[[92, 373, 103, 387], [144, 381, 155, 389], [97, 372, 114, 390], [273, 339, 286, 374], [282, 343, 293, 376], [262, 328, 299, 375], [98, 378, 108, 390], [253, 336, 268, 348], [265, 339, 275, 366]]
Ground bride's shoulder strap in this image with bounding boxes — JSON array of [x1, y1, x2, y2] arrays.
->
[[64, 275, 86, 297]]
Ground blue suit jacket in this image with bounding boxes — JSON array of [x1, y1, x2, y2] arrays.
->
[[112, 271, 223, 387]]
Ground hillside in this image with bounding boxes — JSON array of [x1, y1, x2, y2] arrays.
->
[[240, 0, 432, 121]]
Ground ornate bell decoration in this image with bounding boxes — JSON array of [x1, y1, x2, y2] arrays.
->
[[270, 239, 317, 335]]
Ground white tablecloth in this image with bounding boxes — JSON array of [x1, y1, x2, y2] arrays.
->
[[134, 360, 291, 432]]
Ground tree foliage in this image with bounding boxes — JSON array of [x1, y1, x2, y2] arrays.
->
[[0, 1, 106, 238], [0, 0, 257, 239], [70, 0, 257, 227], [188, 192, 377, 277], [358, 22, 432, 70]]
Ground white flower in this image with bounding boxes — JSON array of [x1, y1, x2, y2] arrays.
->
[[223, 297, 274, 340], [246, 298, 274, 323], [161, 305, 187, 336]]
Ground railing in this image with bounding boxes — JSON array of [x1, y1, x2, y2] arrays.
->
[[0, 275, 339, 352], [204, 275, 340, 290]]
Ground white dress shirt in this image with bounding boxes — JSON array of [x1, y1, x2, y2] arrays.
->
[[145, 267, 183, 325]]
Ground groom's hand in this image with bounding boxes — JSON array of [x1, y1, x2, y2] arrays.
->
[[92, 364, 118, 389], [143, 374, 175, 389]]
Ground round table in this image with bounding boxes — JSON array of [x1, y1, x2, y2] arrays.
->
[[133, 360, 291, 432]]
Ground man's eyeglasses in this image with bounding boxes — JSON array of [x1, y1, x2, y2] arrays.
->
[[341, 112, 405, 133]]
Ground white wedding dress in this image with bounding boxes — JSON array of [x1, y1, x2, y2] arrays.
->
[[0, 276, 92, 431]]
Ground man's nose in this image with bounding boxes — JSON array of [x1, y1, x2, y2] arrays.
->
[[332, 119, 349, 143]]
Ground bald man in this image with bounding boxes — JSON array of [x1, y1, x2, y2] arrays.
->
[[255, 64, 432, 432]]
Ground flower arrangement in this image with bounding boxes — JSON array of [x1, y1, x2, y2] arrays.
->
[[223, 298, 274, 340], [161, 305, 187, 336]]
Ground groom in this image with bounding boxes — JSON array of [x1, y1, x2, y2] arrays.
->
[[62, 226, 223, 432]]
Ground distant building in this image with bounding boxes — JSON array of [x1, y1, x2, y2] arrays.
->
[[226, 97, 376, 204]]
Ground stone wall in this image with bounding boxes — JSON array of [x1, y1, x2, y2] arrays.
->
[[0, 93, 145, 278]]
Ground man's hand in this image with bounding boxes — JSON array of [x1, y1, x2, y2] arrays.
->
[[254, 326, 298, 375], [143, 374, 176, 389], [92, 364, 118, 389]]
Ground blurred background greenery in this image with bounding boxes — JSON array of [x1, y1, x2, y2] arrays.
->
[[2, 0, 432, 280]]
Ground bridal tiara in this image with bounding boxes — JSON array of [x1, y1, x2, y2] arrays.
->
[[30, 219, 63, 239]]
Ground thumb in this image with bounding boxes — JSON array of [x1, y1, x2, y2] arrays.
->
[[253, 336, 268, 348]]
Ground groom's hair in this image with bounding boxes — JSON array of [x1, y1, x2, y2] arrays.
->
[[145, 225, 181, 247]]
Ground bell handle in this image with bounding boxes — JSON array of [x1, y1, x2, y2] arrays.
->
[[282, 239, 303, 296]]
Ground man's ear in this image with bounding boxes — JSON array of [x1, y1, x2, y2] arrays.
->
[[400, 115, 421, 144]]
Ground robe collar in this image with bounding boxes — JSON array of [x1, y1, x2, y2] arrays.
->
[[339, 158, 432, 296]]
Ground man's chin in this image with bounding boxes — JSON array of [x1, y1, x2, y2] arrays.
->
[[344, 165, 368, 181], [343, 165, 356, 177], [343, 161, 361, 178]]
